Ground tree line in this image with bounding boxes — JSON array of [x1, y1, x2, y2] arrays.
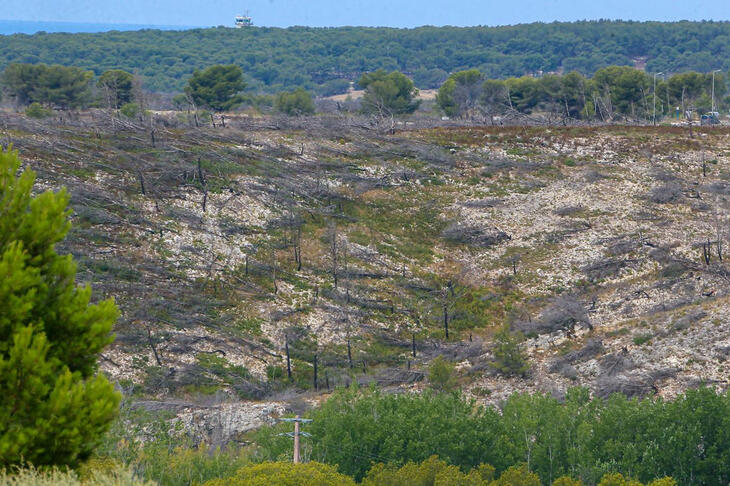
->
[[436, 66, 727, 122], [2, 61, 726, 124], [0, 63, 316, 117], [1, 21, 730, 93], [255, 385, 730, 485]]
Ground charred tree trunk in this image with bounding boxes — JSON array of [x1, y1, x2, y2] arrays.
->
[[146, 325, 162, 366], [313, 354, 318, 391], [138, 171, 146, 196], [443, 303, 449, 340], [285, 337, 292, 380], [703, 239, 712, 265], [197, 157, 208, 213], [347, 338, 353, 369]]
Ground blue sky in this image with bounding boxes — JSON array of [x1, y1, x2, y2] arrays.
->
[[2, 0, 729, 28]]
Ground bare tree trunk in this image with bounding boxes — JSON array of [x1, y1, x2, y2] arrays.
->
[[313, 353, 318, 391], [285, 336, 292, 379], [329, 221, 338, 289], [146, 325, 162, 366], [443, 303, 449, 339], [347, 338, 353, 369], [138, 171, 146, 196], [197, 157, 208, 212], [272, 247, 278, 294]]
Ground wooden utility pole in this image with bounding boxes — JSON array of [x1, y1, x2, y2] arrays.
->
[[294, 419, 300, 463], [278, 416, 312, 463]]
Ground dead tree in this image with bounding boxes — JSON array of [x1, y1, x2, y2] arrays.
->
[[313, 353, 318, 391], [197, 157, 208, 212], [328, 221, 339, 289], [145, 324, 163, 366], [443, 302, 449, 340], [138, 171, 146, 196], [285, 336, 292, 380], [347, 338, 353, 369], [703, 239, 712, 265], [271, 247, 278, 294]]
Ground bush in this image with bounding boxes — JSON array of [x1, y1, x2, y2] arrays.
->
[[597, 473, 643, 486], [120, 102, 140, 119], [274, 88, 315, 116], [25, 102, 52, 118], [491, 326, 530, 377], [202, 461, 355, 486], [428, 355, 457, 392], [0, 466, 153, 486], [552, 476, 583, 486], [492, 464, 541, 486], [363, 455, 489, 486]]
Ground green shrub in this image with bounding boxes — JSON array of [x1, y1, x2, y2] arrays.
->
[[363, 455, 490, 486], [597, 473, 643, 486], [552, 476, 583, 486], [0, 466, 153, 486], [490, 326, 530, 376], [274, 88, 315, 116], [428, 355, 457, 392], [120, 102, 140, 119], [632, 333, 652, 346], [202, 461, 355, 486], [25, 102, 52, 118], [492, 464, 541, 486]]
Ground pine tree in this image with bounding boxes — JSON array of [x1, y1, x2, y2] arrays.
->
[[491, 325, 530, 377], [0, 146, 120, 467]]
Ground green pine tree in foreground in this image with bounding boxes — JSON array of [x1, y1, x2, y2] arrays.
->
[[0, 146, 120, 467]]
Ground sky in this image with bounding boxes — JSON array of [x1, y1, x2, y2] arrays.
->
[[1, 0, 729, 29]]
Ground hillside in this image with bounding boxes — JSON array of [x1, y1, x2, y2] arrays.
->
[[1, 21, 730, 93], [4, 113, 730, 443]]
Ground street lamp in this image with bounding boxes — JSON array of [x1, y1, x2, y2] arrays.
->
[[711, 69, 722, 113], [653, 72, 664, 126]]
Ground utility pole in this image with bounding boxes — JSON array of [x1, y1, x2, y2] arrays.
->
[[712, 69, 721, 113], [277, 416, 312, 463], [653, 72, 663, 126]]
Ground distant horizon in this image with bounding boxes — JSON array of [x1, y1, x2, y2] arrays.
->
[[2, 0, 730, 30], [0, 19, 201, 35], [3, 17, 730, 36]]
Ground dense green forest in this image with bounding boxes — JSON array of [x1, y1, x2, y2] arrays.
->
[[2, 21, 730, 93]]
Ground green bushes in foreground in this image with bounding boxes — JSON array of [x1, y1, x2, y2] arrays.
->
[[254, 385, 730, 485], [0, 465, 154, 485], [200, 458, 676, 486], [0, 461, 679, 486]]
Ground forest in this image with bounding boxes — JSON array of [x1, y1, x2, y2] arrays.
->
[[1, 21, 730, 93]]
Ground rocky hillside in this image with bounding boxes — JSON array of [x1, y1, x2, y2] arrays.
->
[[5, 113, 729, 443]]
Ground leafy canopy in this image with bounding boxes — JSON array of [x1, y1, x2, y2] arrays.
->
[[97, 69, 134, 109], [185, 64, 246, 112], [436, 69, 485, 117], [359, 69, 420, 116], [1, 63, 93, 109], [0, 146, 120, 467], [275, 88, 315, 116]]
